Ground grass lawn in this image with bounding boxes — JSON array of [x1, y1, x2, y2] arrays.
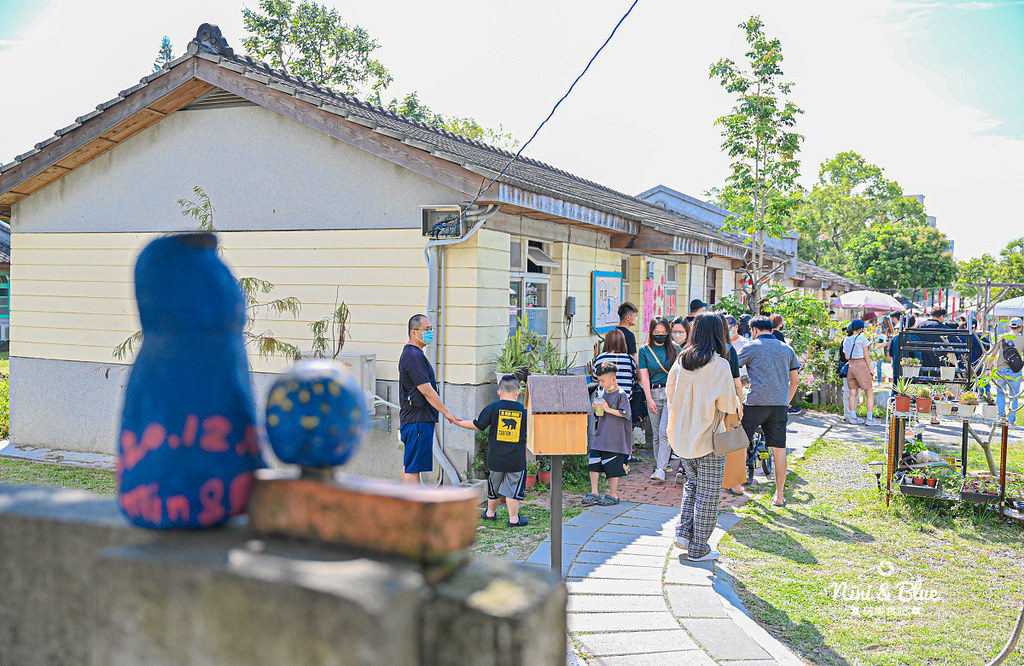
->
[[0, 457, 116, 495], [470, 501, 585, 562], [720, 438, 1024, 665]]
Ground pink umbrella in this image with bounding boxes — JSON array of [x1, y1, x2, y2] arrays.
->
[[831, 290, 905, 312]]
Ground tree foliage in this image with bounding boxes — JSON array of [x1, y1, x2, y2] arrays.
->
[[958, 237, 1024, 300], [709, 16, 803, 314], [386, 92, 517, 149], [241, 1, 514, 148], [242, 0, 391, 97], [794, 151, 927, 274], [846, 221, 957, 290], [154, 36, 173, 72]]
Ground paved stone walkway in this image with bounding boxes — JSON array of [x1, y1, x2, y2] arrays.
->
[[522, 412, 838, 665], [524, 501, 803, 665]]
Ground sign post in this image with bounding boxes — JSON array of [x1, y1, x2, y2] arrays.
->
[[526, 375, 590, 576]]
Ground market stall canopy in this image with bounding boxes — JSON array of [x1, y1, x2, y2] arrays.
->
[[831, 290, 905, 312], [993, 295, 1024, 317]]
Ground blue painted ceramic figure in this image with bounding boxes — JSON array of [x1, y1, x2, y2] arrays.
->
[[118, 233, 263, 529], [265, 360, 370, 468]]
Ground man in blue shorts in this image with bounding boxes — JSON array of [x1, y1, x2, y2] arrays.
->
[[399, 314, 457, 483]]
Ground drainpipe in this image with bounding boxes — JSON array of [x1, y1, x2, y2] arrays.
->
[[423, 204, 500, 485]]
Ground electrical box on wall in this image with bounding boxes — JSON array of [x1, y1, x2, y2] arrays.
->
[[565, 296, 576, 317], [421, 205, 464, 239]]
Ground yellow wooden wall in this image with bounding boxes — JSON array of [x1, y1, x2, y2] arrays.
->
[[13, 229, 437, 382]]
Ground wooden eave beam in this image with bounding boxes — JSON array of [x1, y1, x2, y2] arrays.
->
[[610, 227, 708, 255], [0, 60, 211, 199]]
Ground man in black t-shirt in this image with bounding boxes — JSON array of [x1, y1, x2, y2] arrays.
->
[[685, 299, 706, 325], [455, 375, 529, 526], [615, 301, 639, 363], [399, 314, 457, 483]]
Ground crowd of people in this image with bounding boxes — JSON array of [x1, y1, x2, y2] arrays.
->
[[393, 300, 1024, 561], [587, 300, 800, 562]]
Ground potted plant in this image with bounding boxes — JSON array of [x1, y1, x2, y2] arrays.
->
[[933, 384, 954, 417], [910, 469, 927, 486], [923, 466, 942, 488], [940, 364, 956, 381], [537, 456, 552, 485], [902, 357, 922, 378], [958, 391, 979, 419], [961, 477, 1000, 503], [900, 469, 936, 497], [525, 460, 540, 489], [914, 386, 933, 415], [892, 378, 915, 413], [981, 392, 999, 420]]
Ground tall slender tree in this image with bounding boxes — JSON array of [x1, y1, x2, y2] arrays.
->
[[709, 16, 803, 314], [153, 36, 174, 72]]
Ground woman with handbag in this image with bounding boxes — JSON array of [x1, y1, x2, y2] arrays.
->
[[639, 316, 678, 483], [843, 319, 877, 426], [665, 313, 742, 562]]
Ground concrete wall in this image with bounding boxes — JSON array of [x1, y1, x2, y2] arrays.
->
[[0, 484, 567, 666], [14, 105, 457, 234]]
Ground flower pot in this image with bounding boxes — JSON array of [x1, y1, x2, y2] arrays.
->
[[915, 397, 932, 414], [958, 404, 977, 419], [913, 477, 926, 486], [903, 366, 920, 378], [926, 478, 937, 488], [894, 395, 913, 413], [537, 470, 551, 485], [525, 474, 537, 489], [936, 401, 954, 417], [982, 404, 999, 420], [940, 366, 956, 381]]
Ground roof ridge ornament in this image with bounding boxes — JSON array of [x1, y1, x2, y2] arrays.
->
[[187, 23, 233, 57]]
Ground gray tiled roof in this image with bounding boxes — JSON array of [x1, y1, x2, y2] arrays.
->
[[1, 24, 788, 263], [794, 259, 866, 291]]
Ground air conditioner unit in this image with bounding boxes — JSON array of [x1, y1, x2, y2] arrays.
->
[[421, 205, 465, 240]]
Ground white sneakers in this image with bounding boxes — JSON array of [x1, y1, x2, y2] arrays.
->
[[846, 417, 865, 425], [688, 550, 720, 562], [650, 468, 666, 482], [865, 417, 880, 426]]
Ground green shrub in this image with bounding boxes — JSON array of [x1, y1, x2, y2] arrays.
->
[[0, 378, 9, 439]]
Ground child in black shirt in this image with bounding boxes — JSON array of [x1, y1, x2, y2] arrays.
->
[[455, 375, 529, 526]]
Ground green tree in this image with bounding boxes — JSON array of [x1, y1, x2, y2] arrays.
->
[[242, 2, 515, 149], [709, 16, 804, 314], [154, 36, 174, 72], [242, 0, 392, 97], [956, 253, 998, 299], [386, 92, 517, 149], [795, 151, 927, 274], [845, 221, 957, 290]]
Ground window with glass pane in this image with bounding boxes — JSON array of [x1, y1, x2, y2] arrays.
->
[[509, 280, 521, 332], [510, 241, 522, 271], [524, 279, 548, 335]]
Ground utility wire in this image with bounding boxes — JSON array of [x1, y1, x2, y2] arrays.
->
[[460, 0, 640, 220]]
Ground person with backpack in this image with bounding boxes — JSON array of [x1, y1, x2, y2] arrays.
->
[[995, 317, 1024, 422]]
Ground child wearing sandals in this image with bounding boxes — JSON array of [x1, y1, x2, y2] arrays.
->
[[455, 374, 529, 526], [583, 362, 633, 507]]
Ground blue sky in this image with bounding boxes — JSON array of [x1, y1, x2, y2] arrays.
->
[[0, 0, 1020, 262]]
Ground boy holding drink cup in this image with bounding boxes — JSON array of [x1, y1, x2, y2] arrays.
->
[[583, 362, 632, 506]]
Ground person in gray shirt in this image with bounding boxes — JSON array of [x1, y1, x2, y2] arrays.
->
[[736, 315, 801, 507]]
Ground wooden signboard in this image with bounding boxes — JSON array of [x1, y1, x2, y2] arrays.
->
[[526, 374, 590, 456]]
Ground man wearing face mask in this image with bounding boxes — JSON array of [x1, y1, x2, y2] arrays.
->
[[399, 314, 457, 483]]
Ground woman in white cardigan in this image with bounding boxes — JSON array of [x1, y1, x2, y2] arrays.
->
[[665, 313, 740, 562]]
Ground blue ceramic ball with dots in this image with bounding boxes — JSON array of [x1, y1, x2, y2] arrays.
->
[[265, 360, 370, 467]]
